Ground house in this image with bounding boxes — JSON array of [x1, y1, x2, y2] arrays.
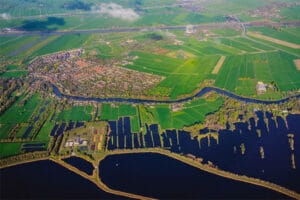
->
[[256, 81, 267, 94]]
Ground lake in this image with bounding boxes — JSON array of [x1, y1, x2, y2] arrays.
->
[[0, 160, 124, 199], [99, 153, 289, 199]]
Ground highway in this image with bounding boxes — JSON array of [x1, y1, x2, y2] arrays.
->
[[1, 21, 300, 37]]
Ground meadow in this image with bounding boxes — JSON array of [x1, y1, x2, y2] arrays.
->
[[126, 51, 220, 99], [214, 51, 300, 97], [31, 34, 90, 57], [56, 106, 93, 122], [0, 94, 40, 124], [0, 94, 53, 158], [101, 103, 140, 133], [142, 97, 223, 130], [0, 70, 28, 78]]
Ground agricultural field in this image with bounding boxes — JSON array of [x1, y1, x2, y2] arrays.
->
[[0, 94, 40, 124], [214, 51, 300, 98], [100, 103, 140, 133], [1, 0, 300, 165], [0, 70, 27, 78], [142, 97, 223, 130], [31, 34, 91, 57], [0, 142, 22, 158], [126, 51, 220, 99], [56, 106, 94, 122]]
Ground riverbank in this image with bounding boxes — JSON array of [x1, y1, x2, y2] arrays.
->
[[52, 84, 300, 105]]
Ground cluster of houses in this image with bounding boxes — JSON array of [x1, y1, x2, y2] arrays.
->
[[28, 49, 83, 71], [176, 0, 206, 12], [245, 2, 300, 19], [29, 50, 163, 98], [65, 135, 88, 148]]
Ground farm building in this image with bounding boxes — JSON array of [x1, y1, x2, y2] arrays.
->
[[186, 25, 196, 34], [256, 81, 267, 94]]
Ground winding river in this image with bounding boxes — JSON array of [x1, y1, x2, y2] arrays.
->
[[52, 85, 300, 104]]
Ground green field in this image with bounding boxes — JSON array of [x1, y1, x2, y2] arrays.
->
[[32, 34, 90, 56], [214, 51, 300, 97], [126, 51, 220, 99], [143, 97, 223, 130], [0, 142, 22, 158], [56, 106, 93, 122], [0, 94, 40, 124], [249, 27, 300, 45], [126, 51, 185, 76], [100, 103, 141, 133], [0, 35, 40, 57], [0, 70, 28, 78], [0, 123, 15, 139], [36, 120, 54, 142]]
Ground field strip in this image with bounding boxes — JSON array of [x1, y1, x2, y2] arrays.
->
[[294, 59, 300, 70], [248, 32, 300, 49], [212, 56, 226, 74]]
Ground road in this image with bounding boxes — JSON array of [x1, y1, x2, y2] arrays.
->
[[1, 21, 300, 37]]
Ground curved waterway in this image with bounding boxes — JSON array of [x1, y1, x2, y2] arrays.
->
[[53, 85, 300, 104], [99, 153, 289, 199], [0, 160, 124, 199]]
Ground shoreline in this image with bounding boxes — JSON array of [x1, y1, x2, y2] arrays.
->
[[1, 149, 299, 199]]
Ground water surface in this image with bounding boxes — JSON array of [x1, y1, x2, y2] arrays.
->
[[99, 153, 289, 199]]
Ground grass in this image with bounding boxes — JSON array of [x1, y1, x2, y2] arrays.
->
[[15, 125, 29, 138], [36, 120, 54, 142], [130, 116, 140, 133], [0, 94, 40, 124], [126, 51, 185, 76], [144, 97, 223, 130], [0, 36, 40, 57], [0, 123, 15, 139], [56, 106, 93, 122], [100, 103, 141, 133], [126, 49, 221, 99], [0, 70, 28, 78], [33, 34, 90, 56], [214, 51, 300, 97], [119, 104, 137, 116], [158, 56, 219, 99], [0, 142, 22, 159], [248, 27, 300, 45]]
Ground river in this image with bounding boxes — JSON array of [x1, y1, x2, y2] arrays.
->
[[52, 84, 300, 104]]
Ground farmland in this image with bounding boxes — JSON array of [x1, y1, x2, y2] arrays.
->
[[101, 103, 140, 133], [1, 1, 300, 198], [32, 34, 91, 57], [214, 51, 300, 98], [143, 97, 223, 130], [56, 106, 93, 122], [0, 94, 40, 124], [126, 52, 220, 99]]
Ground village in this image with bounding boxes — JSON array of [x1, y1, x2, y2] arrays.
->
[[28, 49, 164, 98]]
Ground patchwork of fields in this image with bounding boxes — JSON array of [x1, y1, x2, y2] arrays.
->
[[0, 94, 52, 158], [214, 51, 300, 96]]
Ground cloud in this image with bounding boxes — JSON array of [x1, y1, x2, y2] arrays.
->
[[0, 13, 11, 20], [92, 3, 139, 21]]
